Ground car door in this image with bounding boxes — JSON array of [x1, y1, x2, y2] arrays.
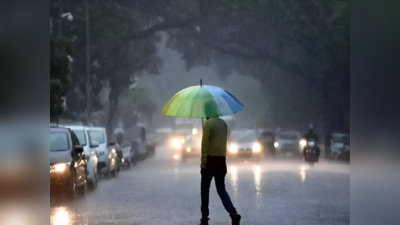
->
[[70, 130, 87, 186]]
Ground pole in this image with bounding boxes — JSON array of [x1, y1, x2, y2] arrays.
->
[[85, 0, 91, 124]]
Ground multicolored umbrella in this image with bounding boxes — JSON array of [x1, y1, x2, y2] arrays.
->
[[162, 83, 243, 118]]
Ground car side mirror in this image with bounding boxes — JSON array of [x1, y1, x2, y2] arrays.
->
[[90, 141, 99, 148], [74, 145, 84, 154]]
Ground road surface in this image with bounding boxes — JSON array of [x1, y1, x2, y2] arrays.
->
[[50, 146, 350, 225]]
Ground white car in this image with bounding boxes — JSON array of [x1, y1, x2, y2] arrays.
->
[[228, 129, 262, 159], [62, 125, 99, 190], [331, 133, 349, 158], [87, 127, 118, 178], [275, 131, 302, 156]]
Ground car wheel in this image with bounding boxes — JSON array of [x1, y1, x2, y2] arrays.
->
[[65, 171, 76, 200]]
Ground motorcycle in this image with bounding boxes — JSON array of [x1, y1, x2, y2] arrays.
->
[[302, 138, 320, 166]]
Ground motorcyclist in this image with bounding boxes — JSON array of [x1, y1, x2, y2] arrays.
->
[[303, 124, 320, 158], [304, 124, 318, 142]]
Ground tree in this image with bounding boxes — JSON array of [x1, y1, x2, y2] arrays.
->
[[131, 0, 350, 131], [58, 0, 161, 134], [119, 77, 158, 130], [50, 35, 73, 123]]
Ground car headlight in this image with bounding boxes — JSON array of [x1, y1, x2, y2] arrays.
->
[[274, 142, 279, 147], [252, 143, 261, 152], [299, 139, 307, 147], [172, 139, 181, 148], [50, 163, 68, 173], [229, 144, 238, 153], [186, 147, 191, 152]]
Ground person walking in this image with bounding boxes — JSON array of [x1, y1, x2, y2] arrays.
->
[[200, 116, 241, 225]]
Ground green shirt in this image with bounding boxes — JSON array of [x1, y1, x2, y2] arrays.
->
[[201, 117, 228, 168]]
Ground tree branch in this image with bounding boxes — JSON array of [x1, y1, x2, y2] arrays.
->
[[193, 34, 323, 89], [132, 17, 198, 39]]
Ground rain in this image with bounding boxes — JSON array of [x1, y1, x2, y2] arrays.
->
[[50, 0, 350, 224]]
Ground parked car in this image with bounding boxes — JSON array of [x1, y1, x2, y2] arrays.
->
[[63, 125, 99, 190], [275, 131, 302, 156], [227, 129, 262, 160], [87, 127, 118, 178], [50, 126, 87, 199]]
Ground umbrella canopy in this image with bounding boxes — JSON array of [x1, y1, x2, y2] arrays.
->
[[162, 85, 243, 118]]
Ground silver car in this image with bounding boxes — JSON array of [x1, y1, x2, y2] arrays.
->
[[87, 127, 118, 179], [62, 125, 99, 190]]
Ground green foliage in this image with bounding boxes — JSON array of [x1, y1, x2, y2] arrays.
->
[[61, 0, 161, 118], [120, 78, 158, 127], [50, 35, 73, 119]]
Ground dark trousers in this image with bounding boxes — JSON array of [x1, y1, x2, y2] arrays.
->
[[201, 156, 236, 221]]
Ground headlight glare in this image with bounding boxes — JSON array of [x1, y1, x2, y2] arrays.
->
[[299, 139, 307, 147], [274, 142, 279, 147], [252, 143, 261, 152], [51, 164, 67, 172], [172, 139, 181, 148], [229, 144, 238, 153]]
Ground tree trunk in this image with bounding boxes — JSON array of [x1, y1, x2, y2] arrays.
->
[[106, 86, 120, 141]]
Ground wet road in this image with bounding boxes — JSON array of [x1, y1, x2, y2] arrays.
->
[[50, 147, 350, 225]]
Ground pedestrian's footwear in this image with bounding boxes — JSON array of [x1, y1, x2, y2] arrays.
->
[[199, 218, 209, 225], [230, 213, 241, 225]]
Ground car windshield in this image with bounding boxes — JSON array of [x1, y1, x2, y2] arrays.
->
[[88, 130, 105, 144], [230, 130, 258, 142], [278, 133, 298, 140], [332, 135, 344, 143], [72, 130, 87, 146], [50, 132, 70, 151]]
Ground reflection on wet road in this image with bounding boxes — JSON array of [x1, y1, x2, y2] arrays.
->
[[50, 147, 350, 225]]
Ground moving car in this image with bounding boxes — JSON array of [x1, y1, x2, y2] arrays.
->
[[258, 129, 276, 156], [228, 129, 262, 159], [168, 123, 196, 160], [63, 125, 99, 190], [87, 127, 118, 178], [50, 126, 87, 199], [275, 131, 302, 155], [181, 130, 202, 162], [331, 133, 350, 159]]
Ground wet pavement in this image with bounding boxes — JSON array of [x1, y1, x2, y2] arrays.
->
[[50, 147, 350, 225]]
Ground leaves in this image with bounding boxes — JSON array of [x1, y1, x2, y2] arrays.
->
[[50, 35, 73, 119]]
